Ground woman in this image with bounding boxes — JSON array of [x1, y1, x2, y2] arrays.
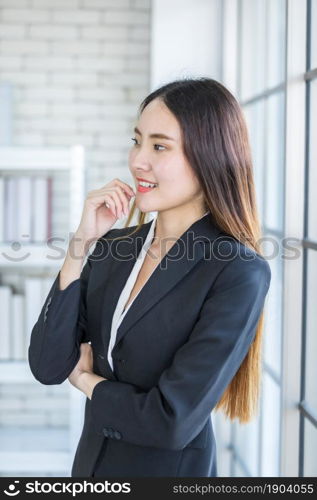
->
[[28, 77, 271, 477]]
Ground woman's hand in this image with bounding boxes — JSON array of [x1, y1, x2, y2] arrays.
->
[[74, 178, 136, 245], [68, 343, 107, 399], [68, 343, 93, 390]]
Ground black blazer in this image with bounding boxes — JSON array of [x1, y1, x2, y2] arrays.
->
[[28, 213, 271, 477]]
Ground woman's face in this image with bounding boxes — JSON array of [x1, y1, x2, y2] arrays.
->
[[128, 98, 204, 214]]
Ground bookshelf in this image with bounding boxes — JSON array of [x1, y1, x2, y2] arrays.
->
[[0, 145, 86, 476]]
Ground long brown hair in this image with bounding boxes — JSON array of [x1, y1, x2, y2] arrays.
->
[[113, 77, 266, 424]]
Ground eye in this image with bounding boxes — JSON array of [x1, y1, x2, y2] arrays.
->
[[130, 137, 166, 152], [131, 137, 139, 146], [154, 144, 165, 151]]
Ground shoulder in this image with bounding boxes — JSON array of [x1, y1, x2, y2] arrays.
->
[[207, 234, 271, 292]]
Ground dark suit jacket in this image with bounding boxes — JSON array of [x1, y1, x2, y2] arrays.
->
[[28, 213, 271, 477]]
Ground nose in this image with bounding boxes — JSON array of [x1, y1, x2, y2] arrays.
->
[[131, 152, 150, 168], [130, 157, 152, 175]]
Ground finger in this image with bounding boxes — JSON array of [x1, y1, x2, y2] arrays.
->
[[112, 185, 130, 216], [113, 178, 135, 197], [103, 194, 117, 218], [104, 190, 123, 218], [88, 191, 117, 218]]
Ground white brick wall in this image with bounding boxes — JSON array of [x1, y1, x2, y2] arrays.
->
[[0, 0, 151, 190], [0, 0, 151, 475], [0, 0, 151, 239]]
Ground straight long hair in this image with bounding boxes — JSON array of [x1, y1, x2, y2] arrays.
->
[[112, 77, 266, 424]]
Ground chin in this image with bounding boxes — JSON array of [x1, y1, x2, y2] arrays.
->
[[135, 202, 155, 214]]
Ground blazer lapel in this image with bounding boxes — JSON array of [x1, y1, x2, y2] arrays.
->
[[108, 213, 222, 352], [99, 221, 153, 354]]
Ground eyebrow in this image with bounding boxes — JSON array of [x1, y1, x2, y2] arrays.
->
[[134, 126, 176, 142]]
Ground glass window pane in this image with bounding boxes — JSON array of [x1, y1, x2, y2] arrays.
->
[[267, 0, 286, 88], [233, 414, 260, 476], [264, 92, 285, 231], [212, 413, 231, 477], [308, 80, 317, 241], [240, 0, 286, 99], [233, 459, 248, 477], [262, 237, 283, 377], [304, 418, 317, 476], [305, 249, 317, 413], [240, 0, 266, 101], [311, 0, 317, 69], [261, 373, 280, 476]]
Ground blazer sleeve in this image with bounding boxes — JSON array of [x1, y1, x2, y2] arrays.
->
[[90, 253, 271, 450], [28, 230, 116, 385]]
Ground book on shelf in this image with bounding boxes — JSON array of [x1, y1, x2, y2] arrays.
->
[[12, 293, 24, 360], [4, 176, 16, 243], [0, 275, 55, 362], [0, 285, 11, 359], [0, 177, 4, 241], [17, 176, 32, 244], [32, 176, 52, 243], [1, 175, 53, 244]]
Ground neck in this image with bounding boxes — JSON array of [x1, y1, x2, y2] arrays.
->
[[151, 205, 209, 245]]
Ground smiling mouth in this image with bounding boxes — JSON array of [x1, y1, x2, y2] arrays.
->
[[137, 183, 158, 193], [136, 179, 159, 194], [138, 181, 158, 188]]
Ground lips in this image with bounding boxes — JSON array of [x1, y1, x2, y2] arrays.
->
[[137, 184, 158, 193], [136, 177, 157, 184], [136, 177, 158, 193]]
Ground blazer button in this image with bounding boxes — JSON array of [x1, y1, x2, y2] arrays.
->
[[102, 428, 109, 437], [114, 431, 122, 440]]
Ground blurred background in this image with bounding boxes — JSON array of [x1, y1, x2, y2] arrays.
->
[[0, 0, 316, 477]]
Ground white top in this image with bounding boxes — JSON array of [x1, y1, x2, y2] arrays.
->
[[107, 211, 210, 371]]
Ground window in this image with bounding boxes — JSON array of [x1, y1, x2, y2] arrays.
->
[[299, 0, 317, 477], [214, 0, 316, 477]]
